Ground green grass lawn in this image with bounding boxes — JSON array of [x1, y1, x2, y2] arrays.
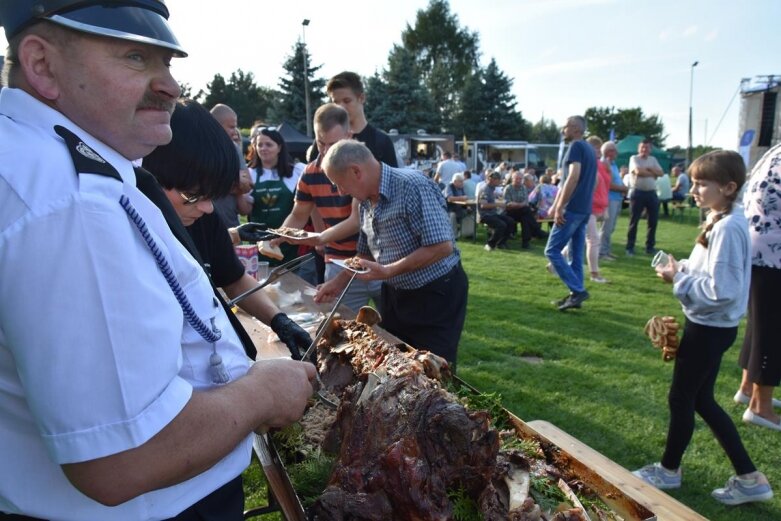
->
[[246, 208, 781, 521]]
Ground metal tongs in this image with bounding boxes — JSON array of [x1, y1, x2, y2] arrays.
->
[[226, 253, 314, 308], [301, 271, 358, 363], [302, 271, 359, 409]]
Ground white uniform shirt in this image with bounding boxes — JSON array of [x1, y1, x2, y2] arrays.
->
[[0, 88, 252, 520]]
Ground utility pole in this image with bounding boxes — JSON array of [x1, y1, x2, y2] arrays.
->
[[302, 19, 312, 138], [687, 60, 699, 168]]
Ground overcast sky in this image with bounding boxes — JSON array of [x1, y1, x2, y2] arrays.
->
[[3, 0, 778, 149]]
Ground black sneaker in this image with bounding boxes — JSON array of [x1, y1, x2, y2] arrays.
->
[[625, 248, 635, 257], [521, 241, 531, 249], [558, 290, 590, 311], [552, 294, 571, 307], [646, 247, 658, 255]]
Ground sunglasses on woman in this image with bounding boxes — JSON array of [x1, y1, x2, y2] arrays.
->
[[179, 191, 206, 205], [252, 126, 278, 139]]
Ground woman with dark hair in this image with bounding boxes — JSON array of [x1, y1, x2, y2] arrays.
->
[[248, 127, 305, 263], [143, 99, 312, 361]]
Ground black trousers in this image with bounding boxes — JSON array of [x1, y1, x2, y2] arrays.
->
[[1, 476, 244, 521], [661, 320, 755, 475], [167, 476, 244, 521], [626, 189, 659, 251], [739, 265, 781, 386], [380, 263, 468, 365], [504, 205, 542, 243], [480, 214, 514, 247]]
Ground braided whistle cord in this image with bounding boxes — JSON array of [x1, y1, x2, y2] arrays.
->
[[120, 196, 230, 384], [120, 195, 222, 343]]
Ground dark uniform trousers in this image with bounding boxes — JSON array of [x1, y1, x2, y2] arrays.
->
[[380, 262, 468, 366], [0, 476, 244, 521]]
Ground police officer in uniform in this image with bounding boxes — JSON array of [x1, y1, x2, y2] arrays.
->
[[0, 2, 315, 520]]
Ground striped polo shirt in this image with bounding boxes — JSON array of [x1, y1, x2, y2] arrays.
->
[[295, 160, 358, 261]]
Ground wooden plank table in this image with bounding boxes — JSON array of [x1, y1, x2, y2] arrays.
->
[[237, 273, 705, 520], [527, 420, 707, 521]]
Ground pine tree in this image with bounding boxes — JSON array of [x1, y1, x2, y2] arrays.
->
[[531, 116, 561, 144], [202, 74, 227, 108], [271, 41, 326, 135], [401, 0, 479, 133], [366, 45, 438, 134], [481, 59, 529, 140], [364, 73, 391, 129], [201, 70, 272, 128], [455, 68, 491, 140], [455, 61, 529, 141]]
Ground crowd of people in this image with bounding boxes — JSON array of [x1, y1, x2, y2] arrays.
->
[[0, 3, 469, 518], [0, 1, 778, 518], [434, 117, 781, 506]]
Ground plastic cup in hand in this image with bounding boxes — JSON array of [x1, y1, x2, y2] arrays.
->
[[651, 250, 670, 269], [257, 261, 269, 282]]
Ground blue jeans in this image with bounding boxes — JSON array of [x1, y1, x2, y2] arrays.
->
[[545, 210, 589, 293], [600, 198, 623, 256]]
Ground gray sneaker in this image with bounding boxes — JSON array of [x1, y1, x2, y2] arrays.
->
[[712, 474, 773, 505], [632, 463, 681, 490]]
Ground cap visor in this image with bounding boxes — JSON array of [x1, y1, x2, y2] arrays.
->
[[49, 5, 186, 56]]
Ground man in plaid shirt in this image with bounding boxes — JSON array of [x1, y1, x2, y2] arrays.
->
[[315, 140, 468, 366]]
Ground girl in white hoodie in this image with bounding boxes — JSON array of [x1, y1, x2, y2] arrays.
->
[[633, 151, 773, 506]]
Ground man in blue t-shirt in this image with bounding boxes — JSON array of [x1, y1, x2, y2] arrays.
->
[[544, 116, 597, 311]]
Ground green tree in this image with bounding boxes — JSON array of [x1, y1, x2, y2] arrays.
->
[[178, 82, 192, 99], [364, 72, 390, 128], [203, 73, 227, 106], [401, 0, 480, 132], [479, 59, 529, 140], [585, 106, 667, 146], [201, 70, 271, 128], [455, 68, 490, 140], [454, 61, 529, 141], [365, 45, 438, 134], [178, 82, 206, 102], [530, 116, 561, 144], [271, 41, 326, 135]]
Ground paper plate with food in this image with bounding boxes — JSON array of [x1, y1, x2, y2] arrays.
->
[[331, 257, 370, 274], [266, 226, 321, 241]]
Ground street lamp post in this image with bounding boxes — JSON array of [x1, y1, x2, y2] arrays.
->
[[302, 19, 312, 138], [687, 60, 699, 168]]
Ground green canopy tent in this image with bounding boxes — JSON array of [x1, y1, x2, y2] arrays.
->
[[615, 134, 672, 172]]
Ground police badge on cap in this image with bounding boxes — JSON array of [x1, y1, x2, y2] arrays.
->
[[0, 1, 187, 56]]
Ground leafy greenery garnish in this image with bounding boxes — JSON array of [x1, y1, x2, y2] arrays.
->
[[447, 487, 483, 521], [454, 388, 513, 431], [286, 451, 335, 508], [529, 475, 569, 513]]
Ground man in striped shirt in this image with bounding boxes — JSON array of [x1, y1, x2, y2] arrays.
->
[[273, 104, 381, 312]]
